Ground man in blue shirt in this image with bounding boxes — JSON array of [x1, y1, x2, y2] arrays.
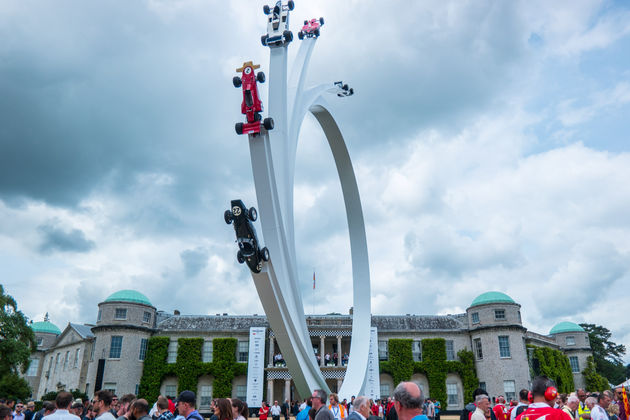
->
[[176, 392, 203, 420], [297, 400, 312, 420], [393, 383, 428, 420]]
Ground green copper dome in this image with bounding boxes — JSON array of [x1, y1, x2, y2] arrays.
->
[[550, 321, 584, 335], [105, 290, 152, 306], [31, 321, 61, 335], [470, 291, 515, 307]]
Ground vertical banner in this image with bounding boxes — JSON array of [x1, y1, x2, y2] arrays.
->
[[364, 327, 380, 400], [247, 327, 266, 408]]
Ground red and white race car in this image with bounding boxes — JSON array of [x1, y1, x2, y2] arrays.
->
[[233, 61, 274, 136], [298, 17, 324, 39]]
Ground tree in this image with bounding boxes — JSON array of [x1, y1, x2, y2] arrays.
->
[[582, 356, 609, 392], [0, 285, 37, 380], [580, 323, 627, 385], [0, 373, 32, 401]]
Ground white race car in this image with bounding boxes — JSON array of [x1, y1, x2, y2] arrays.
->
[[261, 1, 295, 47]]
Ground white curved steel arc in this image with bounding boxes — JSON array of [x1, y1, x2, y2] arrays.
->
[[308, 99, 371, 400], [248, 131, 329, 397]]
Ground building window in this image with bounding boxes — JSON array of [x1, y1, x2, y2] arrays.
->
[[498, 336, 511, 358], [139, 339, 148, 361], [380, 384, 390, 398], [47, 357, 53, 376], [504, 380, 516, 402], [471, 312, 480, 324], [566, 336, 575, 346], [200, 385, 212, 409], [236, 385, 247, 400], [473, 338, 483, 360], [115, 308, 127, 320], [63, 351, 69, 370], [104, 382, 117, 394], [412, 341, 422, 361], [74, 348, 80, 368], [110, 336, 123, 359], [446, 340, 455, 361], [585, 336, 589, 345], [167, 341, 178, 363], [135, 384, 139, 395], [202, 341, 213, 362], [447, 383, 458, 405], [37, 337, 43, 346], [54, 353, 60, 372], [165, 385, 177, 399], [97, 309, 102, 322], [479, 382, 486, 391], [143, 311, 151, 323], [26, 358, 39, 376], [378, 341, 389, 361], [494, 309, 506, 320], [569, 356, 580, 372], [238, 341, 249, 362], [90, 339, 96, 361]]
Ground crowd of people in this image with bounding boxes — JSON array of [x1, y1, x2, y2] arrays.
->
[[1, 377, 627, 420]]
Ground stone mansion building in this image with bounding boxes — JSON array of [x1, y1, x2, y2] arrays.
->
[[24, 290, 591, 411]]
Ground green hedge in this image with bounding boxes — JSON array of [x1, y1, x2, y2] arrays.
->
[[582, 356, 608, 392], [527, 345, 574, 393], [380, 338, 478, 410], [138, 337, 247, 404]]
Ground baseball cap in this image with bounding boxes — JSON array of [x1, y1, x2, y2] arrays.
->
[[177, 391, 196, 404]]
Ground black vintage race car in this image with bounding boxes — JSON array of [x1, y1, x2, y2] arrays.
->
[[224, 199, 270, 273]]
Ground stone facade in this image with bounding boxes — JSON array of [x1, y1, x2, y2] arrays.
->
[[26, 290, 591, 410]]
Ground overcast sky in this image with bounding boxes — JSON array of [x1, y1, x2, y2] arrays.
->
[[1, 1, 629, 363]]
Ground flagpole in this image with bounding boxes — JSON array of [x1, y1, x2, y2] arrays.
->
[[312, 269, 315, 315]]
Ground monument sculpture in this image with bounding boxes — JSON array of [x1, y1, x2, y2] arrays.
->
[[226, 1, 371, 400]]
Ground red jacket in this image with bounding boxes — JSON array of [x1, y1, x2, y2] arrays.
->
[[516, 403, 572, 420]]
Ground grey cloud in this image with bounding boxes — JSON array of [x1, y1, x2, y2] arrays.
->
[[180, 247, 209, 278], [37, 221, 95, 254]]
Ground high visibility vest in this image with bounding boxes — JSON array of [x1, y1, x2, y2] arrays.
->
[[328, 404, 347, 420], [578, 402, 590, 420]]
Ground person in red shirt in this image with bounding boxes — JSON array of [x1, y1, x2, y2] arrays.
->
[[516, 377, 572, 420], [493, 396, 508, 420], [260, 402, 270, 420]]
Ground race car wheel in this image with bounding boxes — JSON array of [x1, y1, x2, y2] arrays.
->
[[349, 88, 354, 95], [304, 20, 308, 25], [232, 76, 242, 88], [263, 117, 274, 130], [248, 207, 258, 221], [273, 5, 280, 14], [237, 250, 245, 264], [320, 17, 325, 25], [343, 84, 349, 91], [261, 247, 270, 262], [314, 28, 320, 37], [284, 30, 293, 42], [257, 71, 265, 83], [261, 35, 268, 46], [235, 123, 244, 135], [263, 5, 270, 14], [254, 112, 262, 122], [224, 210, 233, 224], [298, 31, 304, 40], [287, 1, 294, 11]]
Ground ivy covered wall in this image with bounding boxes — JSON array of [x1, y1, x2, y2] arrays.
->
[[138, 337, 247, 403], [527, 345, 574, 393], [380, 338, 478, 410]]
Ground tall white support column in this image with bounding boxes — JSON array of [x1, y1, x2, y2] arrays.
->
[[336, 336, 342, 367], [284, 379, 291, 402], [320, 336, 325, 367], [337, 379, 343, 393], [269, 335, 275, 367], [267, 379, 274, 404]]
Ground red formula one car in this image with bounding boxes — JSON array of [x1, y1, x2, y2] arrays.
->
[[233, 61, 274, 136], [298, 17, 324, 39]]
